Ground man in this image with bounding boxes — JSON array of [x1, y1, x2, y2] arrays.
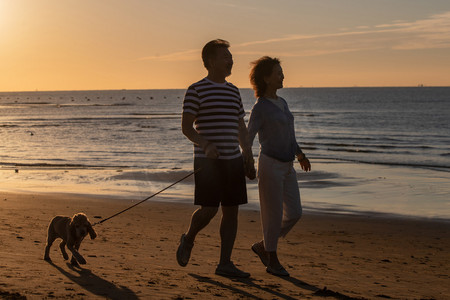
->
[[176, 39, 255, 278]]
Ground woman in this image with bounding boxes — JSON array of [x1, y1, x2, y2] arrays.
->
[[247, 56, 311, 276]]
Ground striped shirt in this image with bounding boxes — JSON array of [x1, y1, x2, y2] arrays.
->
[[182, 78, 245, 160]]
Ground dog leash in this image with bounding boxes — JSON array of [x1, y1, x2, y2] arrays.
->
[[92, 169, 200, 226]]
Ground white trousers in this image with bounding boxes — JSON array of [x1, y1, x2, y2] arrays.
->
[[257, 153, 302, 252]]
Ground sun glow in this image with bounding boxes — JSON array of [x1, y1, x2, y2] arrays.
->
[[0, 2, 10, 38], [1, 1, 450, 91]]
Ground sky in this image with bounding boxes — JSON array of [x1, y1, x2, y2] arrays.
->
[[1, 0, 450, 91]]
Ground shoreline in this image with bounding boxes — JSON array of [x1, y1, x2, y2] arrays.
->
[[4, 188, 450, 225], [1, 191, 449, 299], [2, 158, 450, 220]]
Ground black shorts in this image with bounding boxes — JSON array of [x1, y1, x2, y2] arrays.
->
[[193, 156, 248, 207]]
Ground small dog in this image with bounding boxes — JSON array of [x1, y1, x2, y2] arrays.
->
[[44, 213, 97, 266]]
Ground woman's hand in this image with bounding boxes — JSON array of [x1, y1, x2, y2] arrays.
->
[[297, 154, 311, 172]]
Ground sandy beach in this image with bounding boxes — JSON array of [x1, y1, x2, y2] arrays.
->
[[0, 192, 449, 299]]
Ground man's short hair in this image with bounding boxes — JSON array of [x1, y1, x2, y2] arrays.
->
[[202, 39, 230, 70]]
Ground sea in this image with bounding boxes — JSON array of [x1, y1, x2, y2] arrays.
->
[[1, 87, 449, 220]]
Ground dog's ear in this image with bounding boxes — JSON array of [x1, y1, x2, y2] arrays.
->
[[88, 222, 97, 240], [71, 213, 83, 225]]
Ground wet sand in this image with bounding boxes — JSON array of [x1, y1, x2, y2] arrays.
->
[[0, 192, 449, 299]]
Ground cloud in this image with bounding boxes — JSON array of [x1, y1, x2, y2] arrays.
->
[[233, 47, 370, 58], [235, 11, 450, 55], [138, 49, 199, 62], [389, 11, 450, 50], [139, 11, 450, 61]]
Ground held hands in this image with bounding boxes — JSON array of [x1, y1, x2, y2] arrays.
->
[[297, 153, 311, 172], [243, 151, 256, 180]]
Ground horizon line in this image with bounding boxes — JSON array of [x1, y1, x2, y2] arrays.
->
[[1, 85, 449, 93]]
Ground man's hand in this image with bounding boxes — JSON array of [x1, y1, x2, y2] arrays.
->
[[204, 142, 220, 159], [182, 113, 220, 159]]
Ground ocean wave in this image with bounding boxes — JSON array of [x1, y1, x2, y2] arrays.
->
[[129, 114, 181, 119], [1, 101, 136, 107], [59, 103, 134, 107], [304, 142, 397, 149], [130, 112, 180, 116], [297, 169, 356, 188], [302, 202, 361, 215], [314, 156, 450, 171], [308, 135, 425, 143], [110, 169, 357, 187], [291, 112, 316, 117], [109, 169, 195, 183], [297, 170, 341, 180], [0, 162, 128, 169], [15, 102, 53, 105], [29, 124, 62, 128], [10, 115, 180, 123], [326, 148, 384, 154], [302, 141, 438, 152], [309, 136, 378, 141]]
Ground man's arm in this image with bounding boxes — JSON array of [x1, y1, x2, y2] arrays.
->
[[238, 118, 252, 155], [182, 112, 219, 159]]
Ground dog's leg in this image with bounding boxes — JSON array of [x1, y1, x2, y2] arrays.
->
[[59, 241, 69, 260], [44, 223, 60, 261], [70, 242, 81, 266], [70, 255, 79, 266], [67, 242, 86, 265], [44, 232, 56, 261]]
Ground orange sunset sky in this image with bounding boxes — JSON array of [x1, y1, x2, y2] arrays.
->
[[1, 0, 450, 91]]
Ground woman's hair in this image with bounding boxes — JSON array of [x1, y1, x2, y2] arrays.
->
[[249, 56, 281, 98], [202, 39, 230, 70]]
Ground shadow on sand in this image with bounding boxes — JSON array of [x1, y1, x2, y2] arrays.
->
[[189, 273, 319, 300], [190, 273, 363, 300], [47, 261, 138, 300]]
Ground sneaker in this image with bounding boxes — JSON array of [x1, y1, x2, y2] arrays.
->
[[251, 242, 268, 266], [266, 265, 290, 277], [176, 233, 193, 267], [215, 262, 250, 278]]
